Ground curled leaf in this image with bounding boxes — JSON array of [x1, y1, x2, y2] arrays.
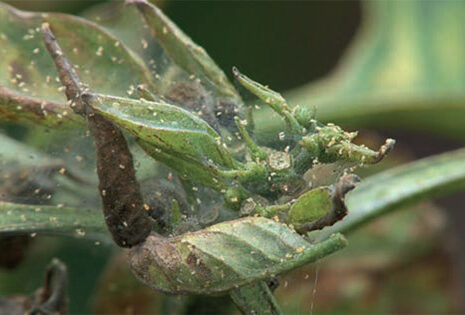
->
[[233, 67, 301, 134], [30, 259, 68, 315], [299, 125, 395, 165], [129, 217, 347, 294]]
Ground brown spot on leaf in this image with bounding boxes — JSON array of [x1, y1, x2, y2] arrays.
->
[[153, 237, 181, 270], [186, 252, 212, 279]]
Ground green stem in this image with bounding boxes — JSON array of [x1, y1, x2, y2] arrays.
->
[[230, 281, 283, 315], [256, 203, 291, 218], [233, 67, 302, 134], [234, 116, 267, 161]]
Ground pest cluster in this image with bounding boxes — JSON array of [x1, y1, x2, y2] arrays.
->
[[0, 0, 394, 308]]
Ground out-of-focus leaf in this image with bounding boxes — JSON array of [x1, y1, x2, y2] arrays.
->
[[85, 93, 236, 169], [0, 2, 157, 126], [92, 253, 164, 314], [318, 147, 465, 238], [129, 217, 347, 295], [256, 1, 465, 141], [81, 1, 163, 65], [0, 132, 98, 208], [0, 201, 107, 241], [0, 133, 49, 166]]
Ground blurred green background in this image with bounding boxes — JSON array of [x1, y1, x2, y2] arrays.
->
[[1, 0, 465, 314]]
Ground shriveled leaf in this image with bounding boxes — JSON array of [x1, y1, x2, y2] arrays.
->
[[0, 201, 107, 241], [289, 187, 331, 224], [0, 2, 157, 126], [85, 93, 236, 169], [318, 147, 465, 238], [129, 217, 346, 295]]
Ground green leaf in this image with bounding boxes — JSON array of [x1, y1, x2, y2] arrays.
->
[[81, 1, 164, 71], [129, 217, 347, 295], [318, 147, 465, 238], [0, 2, 157, 126], [83, 1, 243, 133], [0, 201, 108, 241], [84, 93, 236, 169], [128, 0, 242, 105], [288, 187, 331, 224]]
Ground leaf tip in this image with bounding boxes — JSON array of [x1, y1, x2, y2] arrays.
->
[[232, 66, 241, 78]]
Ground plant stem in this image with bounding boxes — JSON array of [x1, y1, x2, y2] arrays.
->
[[230, 281, 282, 315]]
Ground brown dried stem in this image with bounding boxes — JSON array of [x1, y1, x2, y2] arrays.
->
[[41, 23, 151, 247]]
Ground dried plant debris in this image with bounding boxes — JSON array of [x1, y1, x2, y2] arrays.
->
[[0, 259, 68, 315], [42, 23, 151, 248]]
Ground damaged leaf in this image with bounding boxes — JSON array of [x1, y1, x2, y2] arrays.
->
[[129, 217, 347, 295]]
